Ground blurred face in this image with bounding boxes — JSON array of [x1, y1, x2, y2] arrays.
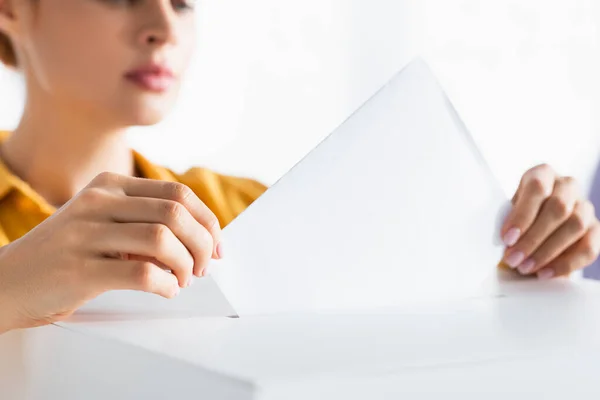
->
[[11, 0, 196, 126]]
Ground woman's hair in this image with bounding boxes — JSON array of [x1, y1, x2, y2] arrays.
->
[[0, 32, 16, 67]]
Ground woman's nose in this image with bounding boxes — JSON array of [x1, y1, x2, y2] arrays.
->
[[136, 1, 178, 48]]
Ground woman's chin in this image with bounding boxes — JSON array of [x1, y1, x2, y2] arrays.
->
[[120, 111, 167, 127], [109, 85, 181, 127], [131, 113, 167, 127], [116, 98, 176, 127]]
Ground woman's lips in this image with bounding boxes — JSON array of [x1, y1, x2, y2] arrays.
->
[[124, 65, 175, 93]]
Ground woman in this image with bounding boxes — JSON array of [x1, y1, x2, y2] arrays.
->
[[0, 0, 598, 334]]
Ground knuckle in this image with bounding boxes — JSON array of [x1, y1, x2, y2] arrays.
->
[[560, 176, 577, 187], [77, 187, 107, 206], [146, 224, 169, 248], [569, 212, 588, 234], [583, 245, 598, 263], [546, 196, 571, 219], [206, 214, 220, 231], [558, 176, 580, 195], [533, 163, 554, 175], [165, 182, 193, 204], [192, 228, 213, 262], [526, 176, 548, 196], [133, 262, 156, 291], [160, 200, 183, 223], [91, 171, 118, 187]]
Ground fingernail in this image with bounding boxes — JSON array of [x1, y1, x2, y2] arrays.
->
[[173, 287, 181, 297], [537, 268, 555, 280], [188, 277, 195, 287], [505, 251, 525, 268], [216, 242, 224, 259], [517, 258, 536, 275], [503, 228, 521, 247]]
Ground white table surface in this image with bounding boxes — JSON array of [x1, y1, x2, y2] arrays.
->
[[0, 274, 591, 399]]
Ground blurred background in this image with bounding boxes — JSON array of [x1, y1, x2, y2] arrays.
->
[[1, 0, 599, 196]]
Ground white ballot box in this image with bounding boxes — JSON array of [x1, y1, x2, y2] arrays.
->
[[2, 60, 599, 399], [2, 276, 600, 399]]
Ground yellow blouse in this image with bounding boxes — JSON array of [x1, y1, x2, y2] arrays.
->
[[0, 133, 267, 246]]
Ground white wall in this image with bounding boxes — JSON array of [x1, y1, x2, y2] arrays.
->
[[417, 0, 600, 195], [1, 0, 599, 195]]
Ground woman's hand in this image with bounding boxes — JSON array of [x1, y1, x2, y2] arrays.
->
[[0, 172, 222, 333], [501, 164, 600, 279]]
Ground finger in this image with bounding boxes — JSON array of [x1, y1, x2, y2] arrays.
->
[[91, 223, 194, 288], [511, 182, 521, 205], [536, 222, 600, 279], [91, 258, 180, 299], [120, 178, 222, 259], [503, 177, 578, 269], [105, 196, 214, 277], [92, 173, 222, 259], [502, 164, 555, 247], [122, 254, 168, 268], [516, 201, 594, 275]]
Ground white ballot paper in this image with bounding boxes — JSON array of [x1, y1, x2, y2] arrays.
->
[[78, 59, 508, 319]]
